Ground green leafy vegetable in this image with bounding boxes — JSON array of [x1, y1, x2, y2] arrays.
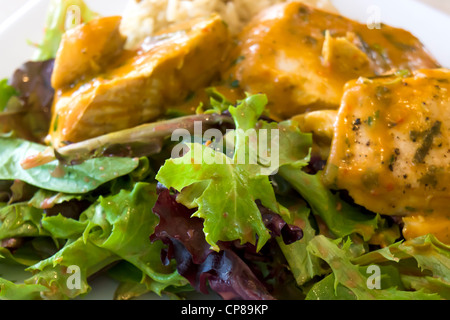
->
[[0, 79, 18, 112], [0, 60, 55, 143], [0, 204, 49, 240], [307, 235, 442, 300], [26, 236, 119, 299], [397, 234, 450, 283], [0, 277, 49, 300], [33, 0, 98, 61], [0, 137, 140, 194], [22, 182, 186, 299], [157, 143, 276, 251], [276, 204, 328, 286], [196, 87, 234, 115], [278, 167, 381, 241], [28, 189, 85, 209], [351, 234, 450, 297], [401, 275, 450, 300], [0, 237, 60, 267], [21, 113, 232, 169], [305, 273, 357, 300], [41, 214, 88, 239], [156, 94, 312, 251], [107, 261, 153, 300]]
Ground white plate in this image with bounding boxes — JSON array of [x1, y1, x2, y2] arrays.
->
[[0, 0, 449, 300]]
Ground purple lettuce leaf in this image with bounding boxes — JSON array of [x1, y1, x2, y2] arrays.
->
[[1, 60, 54, 143], [150, 188, 304, 300]]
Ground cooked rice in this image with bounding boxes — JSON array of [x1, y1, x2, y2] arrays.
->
[[120, 0, 337, 49]]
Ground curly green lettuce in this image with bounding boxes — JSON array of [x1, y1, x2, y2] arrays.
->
[[0, 183, 187, 300], [156, 94, 312, 251], [306, 235, 447, 300]]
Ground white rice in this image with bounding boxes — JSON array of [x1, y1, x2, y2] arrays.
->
[[120, 0, 337, 49]]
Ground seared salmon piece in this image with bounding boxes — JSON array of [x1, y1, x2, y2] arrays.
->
[[47, 15, 231, 147], [51, 16, 126, 89], [323, 69, 450, 244], [224, 2, 439, 120]]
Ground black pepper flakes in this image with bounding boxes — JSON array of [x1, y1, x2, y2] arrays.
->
[[352, 118, 362, 131]]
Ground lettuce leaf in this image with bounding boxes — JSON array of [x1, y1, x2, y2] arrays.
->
[[41, 214, 88, 239], [306, 235, 442, 300], [276, 204, 328, 286], [0, 203, 49, 240], [150, 189, 275, 300], [305, 273, 356, 300], [0, 277, 49, 300], [84, 183, 185, 290], [351, 234, 450, 297], [22, 182, 186, 300], [157, 143, 276, 251], [0, 137, 140, 194], [28, 189, 85, 209], [33, 0, 98, 61], [25, 237, 119, 299], [156, 94, 312, 251], [0, 79, 18, 112], [106, 261, 180, 300], [278, 167, 382, 241], [0, 60, 55, 142], [397, 235, 450, 283]]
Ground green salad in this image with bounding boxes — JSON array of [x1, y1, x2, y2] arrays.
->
[[0, 0, 449, 300]]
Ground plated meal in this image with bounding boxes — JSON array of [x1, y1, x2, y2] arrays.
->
[[0, 0, 449, 300]]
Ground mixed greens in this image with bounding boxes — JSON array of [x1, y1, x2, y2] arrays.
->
[[0, 0, 449, 300]]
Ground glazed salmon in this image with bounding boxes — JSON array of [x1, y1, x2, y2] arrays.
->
[[224, 2, 440, 120], [323, 69, 450, 244], [47, 14, 231, 147]]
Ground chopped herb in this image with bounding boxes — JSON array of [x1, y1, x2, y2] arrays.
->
[[375, 86, 391, 105], [345, 137, 351, 148], [361, 170, 379, 190], [410, 130, 422, 142], [413, 121, 442, 164], [354, 33, 390, 70], [366, 111, 380, 127], [374, 110, 380, 119], [230, 80, 240, 88], [419, 166, 440, 188]]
